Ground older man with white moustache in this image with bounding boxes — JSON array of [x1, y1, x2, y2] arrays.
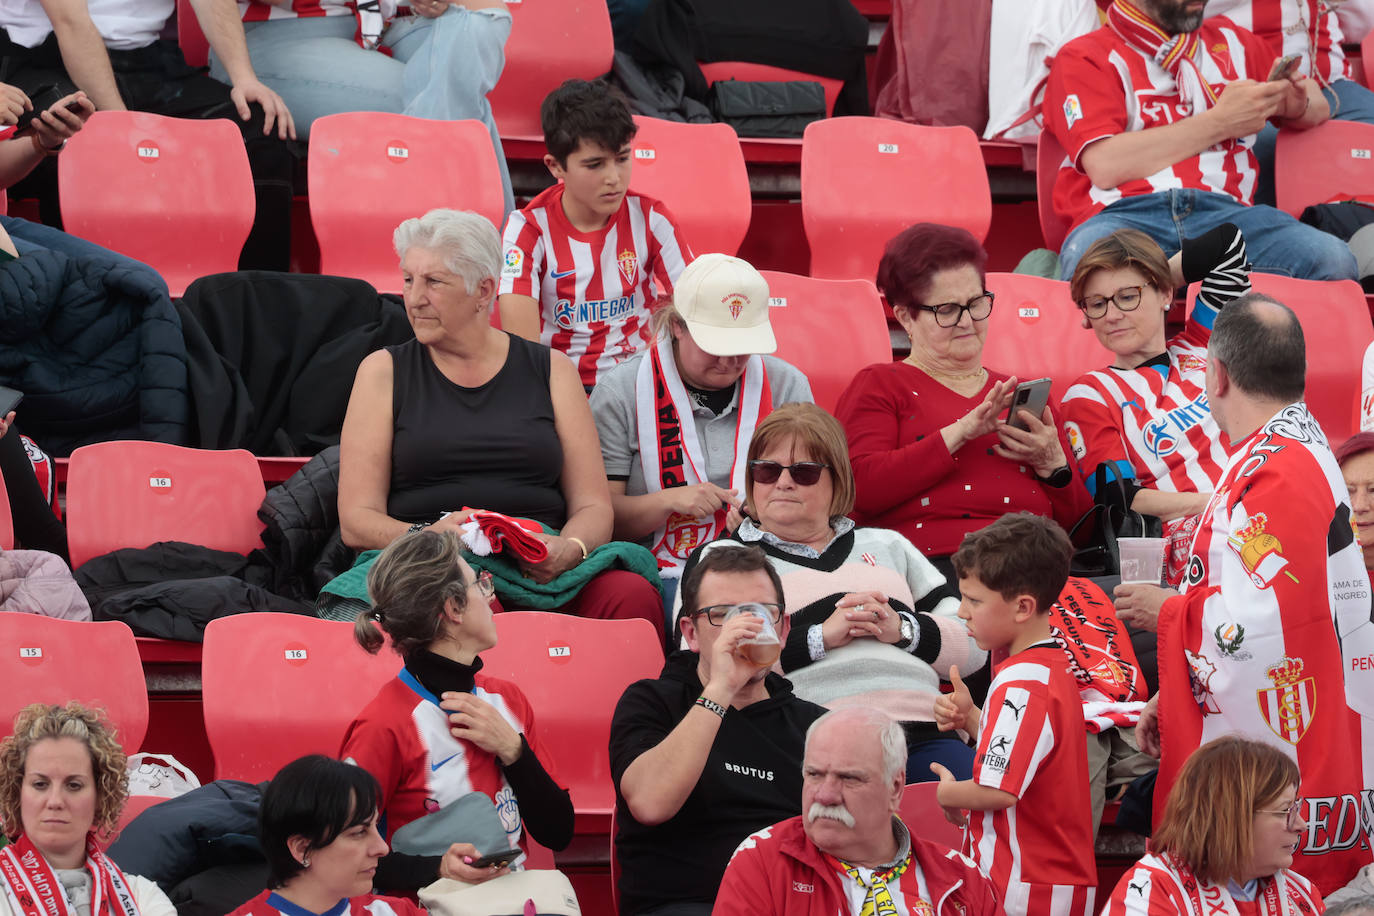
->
[[713, 708, 1003, 916]]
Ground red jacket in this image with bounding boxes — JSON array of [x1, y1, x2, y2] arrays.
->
[[713, 816, 1004, 916]]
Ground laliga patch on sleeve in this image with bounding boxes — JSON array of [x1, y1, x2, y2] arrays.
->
[[1065, 420, 1086, 462], [1063, 94, 1084, 130], [502, 248, 523, 278]]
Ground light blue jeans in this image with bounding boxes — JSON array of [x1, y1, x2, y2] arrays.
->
[[1058, 188, 1358, 281], [1251, 77, 1374, 207], [212, 9, 514, 215]]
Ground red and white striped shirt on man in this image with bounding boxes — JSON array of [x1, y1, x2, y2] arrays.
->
[[499, 184, 692, 388], [967, 644, 1096, 916], [1044, 19, 1278, 231], [1062, 302, 1230, 499], [1206, 0, 1350, 84]]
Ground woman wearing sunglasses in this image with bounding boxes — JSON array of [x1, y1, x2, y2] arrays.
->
[[1102, 735, 1319, 916], [835, 222, 1090, 583], [342, 529, 573, 894], [1063, 224, 1252, 593], [677, 402, 986, 783]]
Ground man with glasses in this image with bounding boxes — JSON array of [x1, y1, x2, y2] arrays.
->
[[1042, 0, 1357, 282], [1137, 293, 1374, 895], [610, 544, 826, 916]]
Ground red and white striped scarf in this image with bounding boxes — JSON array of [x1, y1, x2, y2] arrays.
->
[[0, 835, 141, 916], [1109, 0, 1220, 114]]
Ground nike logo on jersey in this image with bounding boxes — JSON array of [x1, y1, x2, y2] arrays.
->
[[550, 268, 576, 279], [430, 753, 459, 771]]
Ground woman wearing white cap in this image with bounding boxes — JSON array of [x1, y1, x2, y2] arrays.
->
[[589, 253, 814, 613]]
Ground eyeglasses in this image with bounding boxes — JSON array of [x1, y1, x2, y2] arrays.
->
[[748, 460, 830, 486], [1076, 286, 1147, 319], [692, 602, 784, 626], [913, 292, 995, 328], [470, 569, 495, 599], [1256, 797, 1305, 831]]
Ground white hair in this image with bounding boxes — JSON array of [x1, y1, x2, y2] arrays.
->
[[393, 209, 502, 294], [805, 707, 906, 783]]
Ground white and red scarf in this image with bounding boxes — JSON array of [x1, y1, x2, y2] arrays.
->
[[0, 835, 141, 916], [633, 336, 771, 577], [1120, 852, 1322, 916], [1109, 0, 1220, 115]]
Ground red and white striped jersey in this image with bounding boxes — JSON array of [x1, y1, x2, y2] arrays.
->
[[1044, 20, 1278, 231], [229, 891, 427, 916], [1100, 853, 1323, 916], [499, 184, 692, 388], [967, 644, 1096, 916], [1206, 0, 1350, 84], [1062, 303, 1231, 498], [1158, 402, 1374, 894], [341, 669, 551, 849], [239, 0, 349, 23]]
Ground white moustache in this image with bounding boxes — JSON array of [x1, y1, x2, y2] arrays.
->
[[807, 803, 855, 828]]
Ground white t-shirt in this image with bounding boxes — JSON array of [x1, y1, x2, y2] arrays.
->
[[0, 0, 171, 49], [984, 0, 1098, 140]]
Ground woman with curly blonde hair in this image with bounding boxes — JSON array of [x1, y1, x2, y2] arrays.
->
[[0, 702, 174, 916]]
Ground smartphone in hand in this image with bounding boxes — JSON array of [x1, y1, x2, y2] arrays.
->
[[1005, 377, 1052, 432]]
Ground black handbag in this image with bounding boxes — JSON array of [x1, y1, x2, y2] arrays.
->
[[708, 78, 827, 138], [1068, 465, 1163, 578]]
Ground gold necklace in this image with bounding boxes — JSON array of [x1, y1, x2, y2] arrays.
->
[[904, 354, 987, 382]]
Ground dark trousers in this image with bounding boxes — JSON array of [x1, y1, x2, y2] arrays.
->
[[0, 32, 296, 272]]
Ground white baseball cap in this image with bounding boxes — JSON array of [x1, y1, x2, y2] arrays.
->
[[672, 253, 777, 356]]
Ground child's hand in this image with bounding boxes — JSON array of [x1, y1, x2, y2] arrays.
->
[[928, 763, 968, 827], [934, 665, 974, 732]]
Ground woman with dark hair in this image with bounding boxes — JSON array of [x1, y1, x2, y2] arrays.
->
[[227, 755, 424, 916], [1101, 735, 1320, 915], [834, 222, 1090, 575], [1337, 432, 1374, 575], [340, 529, 573, 893], [0, 702, 175, 916]]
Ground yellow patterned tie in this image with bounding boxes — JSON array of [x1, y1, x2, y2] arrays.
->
[[841, 854, 910, 916]]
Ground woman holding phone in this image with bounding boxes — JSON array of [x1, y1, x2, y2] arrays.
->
[[835, 222, 1090, 579]]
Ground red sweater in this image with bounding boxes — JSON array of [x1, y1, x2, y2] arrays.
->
[[835, 361, 1090, 557]]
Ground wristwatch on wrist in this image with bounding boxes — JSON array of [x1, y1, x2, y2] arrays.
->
[[1040, 464, 1074, 489], [406, 521, 429, 534], [894, 613, 916, 650]]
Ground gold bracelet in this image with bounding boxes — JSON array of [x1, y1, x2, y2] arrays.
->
[[566, 536, 589, 561]]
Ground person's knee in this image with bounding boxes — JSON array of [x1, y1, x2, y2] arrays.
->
[[1299, 230, 1360, 281]]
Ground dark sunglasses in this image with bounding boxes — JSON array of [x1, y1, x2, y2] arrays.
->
[[748, 460, 830, 486]]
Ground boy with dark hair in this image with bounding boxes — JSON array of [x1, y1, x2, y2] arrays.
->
[[499, 78, 693, 389], [931, 512, 1096, 916]]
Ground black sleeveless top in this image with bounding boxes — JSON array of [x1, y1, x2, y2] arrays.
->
[[386, 335, 567, 527]]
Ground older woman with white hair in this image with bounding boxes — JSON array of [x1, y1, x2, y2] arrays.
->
[[338, 208, 662, 636], [589, 253, 813, 612]]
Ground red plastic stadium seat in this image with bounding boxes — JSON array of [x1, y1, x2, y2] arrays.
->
[[762, 270, 893, 414], [202, 613, 401, 781], [0, 616, 148, 753], [1190, 274, 1373, 445], [487, 0, 613, 139], [982, 273, 1103, 404], [65, 441, 266, 569], [478, 612, 663, 834], [58, 111, 253, 297], [176, 0, 209, 67], [801, 118, 991, 281], [1364, 32, 1374, 89], [898, 781, 965, 852], [1274, 119, 1374, 217], [1037, 131, 1073, 253], [630, 116, 750, 256], [309, 112, 505, 293], [697, 61, 844, 118]]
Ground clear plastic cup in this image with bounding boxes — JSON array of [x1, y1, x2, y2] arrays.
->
[[1118, 537, 1167, 584], [725, 602, 782, 668]]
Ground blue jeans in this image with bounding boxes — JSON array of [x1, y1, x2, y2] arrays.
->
[[905, 733, 974, 784], [1058, 188, 1358, 281], [1252, 78, 1374, 206], [212, 10, 514, 215]]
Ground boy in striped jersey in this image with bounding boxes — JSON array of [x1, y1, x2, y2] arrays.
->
[[499, 78, 693, 389], [930, 513, 1096, 916]]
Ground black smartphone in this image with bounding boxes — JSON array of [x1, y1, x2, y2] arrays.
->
[[1005, 377, 1052, 432], [468, 848, 521, 869], [0, 386, 23, 418], [12, 86, 84, 136]]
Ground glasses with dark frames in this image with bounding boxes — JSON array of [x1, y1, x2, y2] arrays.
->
[[912, 292, 995, 328], [748, 460, 830, 486], [1076, 285, 1148, 319], [692, 602, 784, 626]]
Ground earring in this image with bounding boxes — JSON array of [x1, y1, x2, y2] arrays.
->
[[301, 855, 310, 868]]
